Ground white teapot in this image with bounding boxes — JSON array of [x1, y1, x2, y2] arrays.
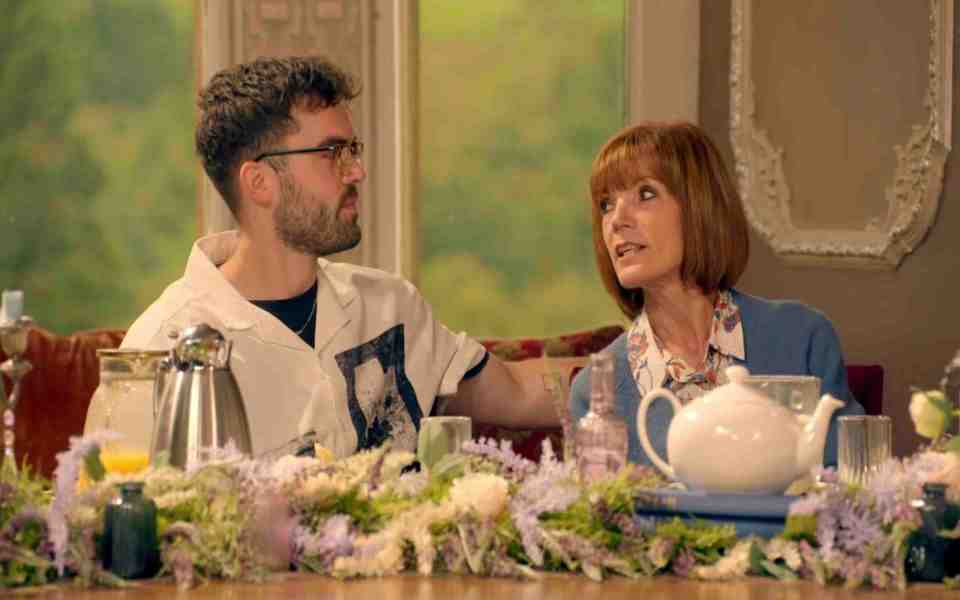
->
[[637, 366, 844, 494]]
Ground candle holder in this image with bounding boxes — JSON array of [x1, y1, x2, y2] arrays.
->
[[0, 315, 34, 476]]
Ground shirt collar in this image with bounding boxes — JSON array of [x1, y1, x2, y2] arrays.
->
[[183, 231, 355, 351], [627, 289, 745, 389]]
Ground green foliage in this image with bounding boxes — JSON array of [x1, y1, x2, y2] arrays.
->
[[83, 447, 106, 483], [3, 0, 623, 338], [0, 466, 55, 588], [418, 1, 626, 337], [654, 518, 738, 563], [0, 0, 195, 335], [0, 466, 51, 526], [783, 513, 818, 543]]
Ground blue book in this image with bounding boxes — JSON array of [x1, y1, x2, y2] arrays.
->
[[634, 489, 799, 539], [635, 489, 797, 519], [635, 512, 786, 539]]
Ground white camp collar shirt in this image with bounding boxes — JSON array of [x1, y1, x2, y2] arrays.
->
[[119, 231, 486, 458]]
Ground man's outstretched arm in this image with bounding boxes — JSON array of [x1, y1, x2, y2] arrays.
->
[[440, 354, 584, 428]]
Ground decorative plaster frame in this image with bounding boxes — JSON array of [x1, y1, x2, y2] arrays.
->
[[730, 0, 953, 269]]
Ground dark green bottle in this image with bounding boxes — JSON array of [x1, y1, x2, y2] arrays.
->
[[102, 481, 160, 579], [906, 483, 960, 582]]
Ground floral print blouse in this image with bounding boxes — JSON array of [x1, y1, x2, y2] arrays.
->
[[626, 290, 745, 404]]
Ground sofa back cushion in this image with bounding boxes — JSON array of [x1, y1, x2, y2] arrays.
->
[[1, 327, 125, 477]]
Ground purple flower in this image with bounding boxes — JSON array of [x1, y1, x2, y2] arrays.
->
[[511, 508, 544, 565], [169, 546, 195, 590], [789, 493, 826, 516], [835, 499, 884, 552], [5, 507, 45, 533], [0, 481, 14, 506], [672, 548, 696, 577], [811, 466, 839, 485], [293, 515, 355, 571], [506, 443, 580, 566], [48, 431, 120, 575], [461, 438, 536, 480], [866, 459, 909, 524], [839, 555, 869, 586]]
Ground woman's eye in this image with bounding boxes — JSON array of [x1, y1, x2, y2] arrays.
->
[[599, 199, 611, 213], [639, 187, 657, 201]]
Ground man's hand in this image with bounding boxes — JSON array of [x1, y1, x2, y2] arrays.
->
[[440, 354, 586, 428]]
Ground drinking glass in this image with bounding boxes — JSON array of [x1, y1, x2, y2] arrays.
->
[[838, 415, 892, 487], [542, 342, 579, 462], [417, 416, 472, 470]]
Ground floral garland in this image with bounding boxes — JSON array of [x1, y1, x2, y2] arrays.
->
[[1, 425, 959, 591]]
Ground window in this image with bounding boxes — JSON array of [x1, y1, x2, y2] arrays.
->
[[418, 1, 627, 337], [0, 0, 195, 334]]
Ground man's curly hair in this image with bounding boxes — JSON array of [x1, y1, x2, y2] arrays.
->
[[195, 55, 360, 216]]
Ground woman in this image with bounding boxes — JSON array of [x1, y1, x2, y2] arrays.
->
[[569, 122, 863, 468]]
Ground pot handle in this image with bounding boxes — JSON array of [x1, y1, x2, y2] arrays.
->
[[637, 387, 682, 480]]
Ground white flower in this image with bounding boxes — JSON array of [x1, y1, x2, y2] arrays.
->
[[448, 473, 509, 520], [270, 455, 319, 483], [299, 472, 351, 500], [382, 451, 416, 480], [392, 471, 429, 498], [154, 489, 199, 510], [909, 390, 949, 439], [333, 536, 405, 577], [692, 539, 753, 580], [764, 538, 802, 570]]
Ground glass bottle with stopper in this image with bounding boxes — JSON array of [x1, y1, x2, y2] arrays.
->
[[575, 351, 628, 482]]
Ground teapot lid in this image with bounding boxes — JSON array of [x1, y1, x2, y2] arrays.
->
[[173, 323, 231, 368]]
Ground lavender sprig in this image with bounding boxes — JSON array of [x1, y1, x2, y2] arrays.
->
[[47, 431, 119, 575], [461, 437, 536, 480]]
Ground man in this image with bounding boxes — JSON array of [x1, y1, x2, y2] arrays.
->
[[121, 56, 570, 458]]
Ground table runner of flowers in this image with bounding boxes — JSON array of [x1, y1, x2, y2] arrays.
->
[[2, 390, 960, 591]]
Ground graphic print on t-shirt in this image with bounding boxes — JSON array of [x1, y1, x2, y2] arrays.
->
[[334, 324, 421, 451]]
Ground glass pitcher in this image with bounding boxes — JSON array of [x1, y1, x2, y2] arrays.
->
[[84, 349, 166, 475]]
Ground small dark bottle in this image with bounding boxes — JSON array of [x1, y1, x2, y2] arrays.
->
[[102, 482, 160, 579], [906, 483, 960, 582]]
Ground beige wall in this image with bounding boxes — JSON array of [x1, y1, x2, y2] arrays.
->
[[700, 1, 960, 457]]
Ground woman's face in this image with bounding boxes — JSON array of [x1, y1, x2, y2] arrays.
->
[[599, 171, 684, 291]]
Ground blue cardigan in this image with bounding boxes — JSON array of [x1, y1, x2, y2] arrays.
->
[[570, 289, 864, 468]]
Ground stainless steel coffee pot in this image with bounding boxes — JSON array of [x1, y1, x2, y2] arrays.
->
[[150, 323, 252, 468]]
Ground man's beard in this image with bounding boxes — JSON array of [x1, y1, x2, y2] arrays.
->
[[273, 174, 361, 257]]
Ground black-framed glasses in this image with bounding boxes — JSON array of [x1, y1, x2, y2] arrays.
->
[[254, 138, 364, 172]]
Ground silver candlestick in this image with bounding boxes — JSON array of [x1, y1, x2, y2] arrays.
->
[[0, 315, 34, 476]]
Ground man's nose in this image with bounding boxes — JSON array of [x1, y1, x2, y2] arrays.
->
[[342, 157, 366, 183]]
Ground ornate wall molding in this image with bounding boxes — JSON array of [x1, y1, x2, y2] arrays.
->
[[730, 0, 953, 269]]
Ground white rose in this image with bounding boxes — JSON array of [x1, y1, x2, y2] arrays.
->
[[448, 473, 509, 520], [910, 390, 949, 439]]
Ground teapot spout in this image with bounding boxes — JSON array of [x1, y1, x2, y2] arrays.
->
[[796, 394, 845, 475]]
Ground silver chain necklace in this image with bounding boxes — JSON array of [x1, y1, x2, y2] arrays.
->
[[295, 298, 318, 336]]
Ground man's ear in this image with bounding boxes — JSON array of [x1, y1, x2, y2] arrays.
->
[[237, 160, 275, 210]]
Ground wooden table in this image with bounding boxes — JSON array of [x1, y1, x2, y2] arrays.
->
[[9, 572, 954, 599]]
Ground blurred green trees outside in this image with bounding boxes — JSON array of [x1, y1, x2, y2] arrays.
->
[[0, 0, 195, 335], [418, 0, 627, 337], [0, 0, 625, 339]]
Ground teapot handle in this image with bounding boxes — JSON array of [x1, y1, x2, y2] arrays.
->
[[637, 387, 682, 480]]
